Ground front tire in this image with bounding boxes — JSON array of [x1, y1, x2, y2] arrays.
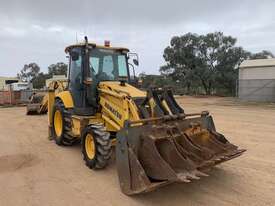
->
[[82, 124, 112, 169]]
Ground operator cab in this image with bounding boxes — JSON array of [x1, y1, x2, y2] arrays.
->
[[65, 37, 138, 115]]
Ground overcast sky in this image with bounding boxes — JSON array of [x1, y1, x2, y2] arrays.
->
[[0, 0, 275, 77]]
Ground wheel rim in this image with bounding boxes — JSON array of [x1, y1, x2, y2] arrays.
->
[[54, 110, 63, 138], [85, 133, 95, 159]]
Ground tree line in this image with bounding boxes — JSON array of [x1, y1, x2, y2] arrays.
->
[[142, 32, 274, 96], [17, 62, 68, 89]]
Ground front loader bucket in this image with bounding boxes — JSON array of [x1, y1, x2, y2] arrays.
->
[[116, 112, 245, 195]]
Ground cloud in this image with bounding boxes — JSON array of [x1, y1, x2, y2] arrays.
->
[[0, 0, 275, 76], [2, 27, 27, 37]]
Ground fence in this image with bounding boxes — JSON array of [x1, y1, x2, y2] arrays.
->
[[0, 90, 34, 105], [20, 90, 34, 103], [238, 79, 275, 102]]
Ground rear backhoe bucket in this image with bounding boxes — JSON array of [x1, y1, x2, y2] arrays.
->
[[26, 103, 43, 115], [116, 112, 245, 195], [26, 93, 48, 115]]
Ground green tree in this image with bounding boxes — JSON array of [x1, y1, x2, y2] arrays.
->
[[32, 72, 51, 89], [17, 63, 40, 82], [139, 73, 166, 88], [161, 32, 249, 95], [48, 62, 68, 76]]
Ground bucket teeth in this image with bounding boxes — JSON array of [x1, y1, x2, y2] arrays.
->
[[137, 122, 245, 183], [169, 125, 246, 169], [176, 174, 191, 182], [177, 171, 200, 182], [138, 133, 209, 183]]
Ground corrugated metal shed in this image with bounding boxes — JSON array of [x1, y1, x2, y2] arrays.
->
[[238, 58, 275, 102]]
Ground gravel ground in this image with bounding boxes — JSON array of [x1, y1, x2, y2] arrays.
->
[[0, 96, 274, 206]]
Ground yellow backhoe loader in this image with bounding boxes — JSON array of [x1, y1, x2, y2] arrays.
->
[[48, 37, 245, 195]]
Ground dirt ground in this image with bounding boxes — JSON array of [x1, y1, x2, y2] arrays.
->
[[0, 96, 275, 206]]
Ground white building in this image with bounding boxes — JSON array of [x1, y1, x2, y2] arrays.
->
[[0, 76, 19, 90], [11, 82, 33, 91], [238, 58, 275, 102]]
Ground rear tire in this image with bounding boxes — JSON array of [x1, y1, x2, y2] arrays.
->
[[52, 99, 77, 146], [82, 124, 112, 169]]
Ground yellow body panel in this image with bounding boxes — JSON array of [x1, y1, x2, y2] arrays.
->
[[98, 81, 144, 131], [102, 114, 121, 131], [71, 117, 81, 137], [99, 81, 146, 98], [56, 91, 74, 108]]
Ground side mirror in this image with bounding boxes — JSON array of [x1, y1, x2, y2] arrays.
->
[[133, 59, 139, 66], [71, 51, 79, 61], [128, 52, 139, 66]]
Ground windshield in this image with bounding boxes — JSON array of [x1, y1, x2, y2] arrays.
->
[[89, 48, 128, 81]]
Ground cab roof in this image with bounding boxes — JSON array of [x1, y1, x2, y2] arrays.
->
[[65, 42, 129, 53]]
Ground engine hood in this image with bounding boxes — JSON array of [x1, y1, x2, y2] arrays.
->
[[98, 81, 146, 98]]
